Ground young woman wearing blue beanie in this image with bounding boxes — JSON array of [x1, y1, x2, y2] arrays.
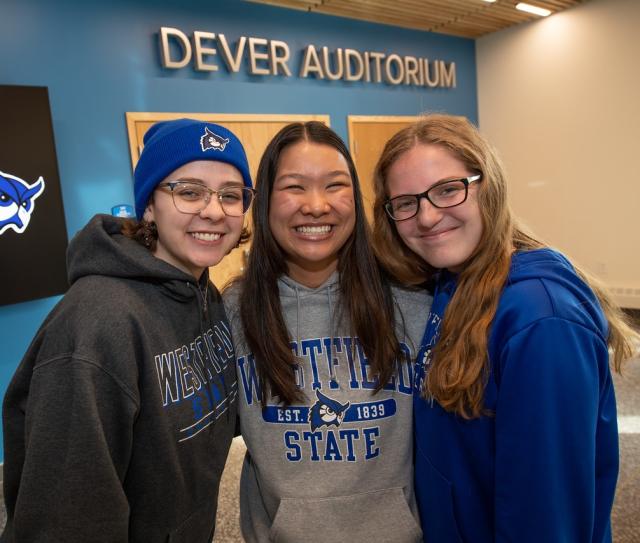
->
[[1, 118, 255, 542]]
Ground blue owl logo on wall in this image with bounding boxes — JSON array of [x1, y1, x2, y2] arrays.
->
[[308, 390, 350, 432], [0, 170, 45, 235]]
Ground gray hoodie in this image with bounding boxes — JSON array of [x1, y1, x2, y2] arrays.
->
[[2, 214, 237, 543], [224, 273, 431, 543]]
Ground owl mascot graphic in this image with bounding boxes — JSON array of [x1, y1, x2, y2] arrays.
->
[[0, 170, 45, 235], [308, 390, 351, 432]]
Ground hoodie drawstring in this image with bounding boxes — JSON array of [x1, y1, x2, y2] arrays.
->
[[283, 273, 340, 389], [295, 284, 301, 350], [327, 285, 338, 386], [190, 279, 232, 424]]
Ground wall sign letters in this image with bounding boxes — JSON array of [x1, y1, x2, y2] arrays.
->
[[159, 27, 456, 89]]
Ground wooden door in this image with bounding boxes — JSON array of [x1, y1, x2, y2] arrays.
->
[[347, 116, 418, 222], [126, 112, 330, 289]]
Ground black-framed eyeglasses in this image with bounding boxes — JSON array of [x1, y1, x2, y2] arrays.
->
[[384, 174, 482, 222], [158, 180, 256, 217]]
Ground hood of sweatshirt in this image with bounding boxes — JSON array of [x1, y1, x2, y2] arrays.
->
[[277, 271, 340, 300], [277, 271, 341, 359], [506, 247, 608, 334], [67, 214, 202, 303], [430, 247, 608, 358], [437, 248, 606, 334]]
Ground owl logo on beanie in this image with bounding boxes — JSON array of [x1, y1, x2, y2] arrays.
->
[[200, 127, 230, 152]]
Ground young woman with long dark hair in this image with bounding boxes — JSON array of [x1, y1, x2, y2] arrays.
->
[[224, 121, 429, 543]]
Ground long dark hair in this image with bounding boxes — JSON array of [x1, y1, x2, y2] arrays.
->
[[239, 121, 402, 405]]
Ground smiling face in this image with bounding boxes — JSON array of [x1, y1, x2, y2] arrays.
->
[[144, 160, 245, 279], [268, 141, 356, 287], [386, 144, 483, 273]]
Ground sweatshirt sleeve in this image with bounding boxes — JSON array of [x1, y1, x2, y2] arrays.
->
[[8, 356, 138, 542], [493, 317, 617, 543]]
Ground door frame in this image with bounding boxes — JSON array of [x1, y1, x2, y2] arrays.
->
[[126, 112, 331, 169], [347, 115, 419, 159]]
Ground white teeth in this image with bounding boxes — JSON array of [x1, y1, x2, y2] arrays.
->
[[191, 232, 221, 241], [296, 225, 332, 234]]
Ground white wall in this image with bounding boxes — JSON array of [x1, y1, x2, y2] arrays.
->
[[477, 0, 640, 308]]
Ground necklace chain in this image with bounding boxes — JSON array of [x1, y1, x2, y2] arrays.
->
[[198, 279, 209, 312]]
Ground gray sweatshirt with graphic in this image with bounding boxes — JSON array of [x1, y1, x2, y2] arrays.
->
[[223, 273, 431, 543]]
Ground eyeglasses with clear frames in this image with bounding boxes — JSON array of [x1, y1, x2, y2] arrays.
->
[[384, 174, 482, 222], [158, 180, 256, 217]]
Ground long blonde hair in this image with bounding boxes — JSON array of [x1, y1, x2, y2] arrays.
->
[[373, 114, 638, 419]]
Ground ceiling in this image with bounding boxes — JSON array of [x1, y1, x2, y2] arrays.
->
[[245, 0, 584, 38]]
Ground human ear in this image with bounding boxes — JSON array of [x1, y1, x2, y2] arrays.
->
[[142, 195, 155, 223]]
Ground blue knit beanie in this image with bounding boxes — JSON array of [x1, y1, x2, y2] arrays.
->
[[133, 118, 252, 219]]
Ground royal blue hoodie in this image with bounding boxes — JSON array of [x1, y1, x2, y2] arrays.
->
[[414, 248, 618, 543]]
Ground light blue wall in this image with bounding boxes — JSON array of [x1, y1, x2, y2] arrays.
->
[[0, 0, 477, 459]]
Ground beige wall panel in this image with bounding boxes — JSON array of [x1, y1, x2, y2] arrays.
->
[[348, 116, 419, 222], [477, 0, 640, 308]]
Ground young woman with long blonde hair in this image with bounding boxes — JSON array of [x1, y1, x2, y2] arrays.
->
[[373, 113, 637, 543]]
